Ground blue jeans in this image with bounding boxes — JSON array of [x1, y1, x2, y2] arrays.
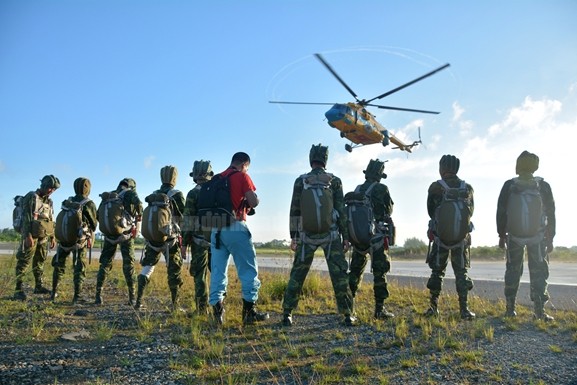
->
[[209, 221, 261, 305]]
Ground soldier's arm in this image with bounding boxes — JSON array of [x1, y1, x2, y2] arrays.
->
[[332, 176, 349, 241], [541, 181, 556, 241], [289, 178, 303, 240], [496, 181, 511, 238]]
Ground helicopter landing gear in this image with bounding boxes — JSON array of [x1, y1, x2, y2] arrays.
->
[[345, 144, 353, 153]]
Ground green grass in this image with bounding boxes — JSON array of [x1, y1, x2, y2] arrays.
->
[[0, 253, 575, 384]]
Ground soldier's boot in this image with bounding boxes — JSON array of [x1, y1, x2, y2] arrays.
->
[[374, 302, 395, 320], [170, 287, 185, 313], [133, 275, 148, 310], [242, 299, 270, 325], [533, 299, 554, 322], [424, 294, 439, 317], [72, 283, 84, 304], [344, 314, 358, 326], [127, 285, 135, 307], [13, 280, 27, 301], [33, 276, 51, 295], [50, 275, 60, 302], [282, 311, 293, 327], [94, 286, 103, 305], [213, 301, 225, 326], [505, 296, 517, 317], [195, 298, 209, 315], [95, 271, 105, 305], [459, 295, 476, 320]]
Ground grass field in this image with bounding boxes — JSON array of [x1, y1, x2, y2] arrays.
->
[[1, 252, 576, 384]]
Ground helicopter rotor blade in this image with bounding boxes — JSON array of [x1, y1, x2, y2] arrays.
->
[[365, 63, 450, 104], [269, 101, 337, 106], [366, 103, 440, 114], [314, 53, 360, 102]]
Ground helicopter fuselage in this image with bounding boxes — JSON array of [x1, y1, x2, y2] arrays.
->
[[325, 103, 387, 145]]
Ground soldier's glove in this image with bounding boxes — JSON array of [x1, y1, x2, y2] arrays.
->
[[546, 242, 554, 253]]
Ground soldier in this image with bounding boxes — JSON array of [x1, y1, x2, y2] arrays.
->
[[496, 151, 556, 321], [282, 144, 356, 326], [95, 178, 143, 305], [207, 152, 269, 325], [13, 174, 60, 300], [135, 166, 186, 311], [182, 160, 214, 314], [51, 177, 98, 303], [347, 159, 395, 320], [424, 155, 476, 320]]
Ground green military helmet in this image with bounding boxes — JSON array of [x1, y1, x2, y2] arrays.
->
[[363, 159, 387, 181], [189, 160, 214, 183], [117, 177, 137, 190], [160, 165, 178, 186], [309, 143, 329, 167], [40, 174, 61, 190], [516, 150, 539, 175], [73, 177, 91, 197], [439, 154, 460, 175]]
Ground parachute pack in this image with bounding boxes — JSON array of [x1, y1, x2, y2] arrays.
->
[[55, 197, 91, 245], [345, 182, 377, 248], [506, 177, 546, 238], [433, 179, 473, 246], [299, 172, 334, 234], [196, 171, 237, 232], [12, 195, 24, 233], [98, 190, 132, 237], [141, 189, 180, 244]]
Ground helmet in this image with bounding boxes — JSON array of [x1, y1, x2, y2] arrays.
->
[[515, 150, 539, 174], [40, 174, 61, 190], [160, 165, 178, 186], [309, 143, 329, 167], [439, 155, 460, 175], [117, 177, 136, 191], [190, 160, 214, 183], [363, 159, 387, 181], [73, 177, 91, 197]]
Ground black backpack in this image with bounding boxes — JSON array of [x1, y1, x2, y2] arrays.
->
[[345, 182, 377, 248], [196, 171, 238, 246]]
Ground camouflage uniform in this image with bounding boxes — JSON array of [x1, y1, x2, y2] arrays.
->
[[135, 166, 186, 310], [496, 151, 556, 320], [51, 177, 98, 303], [14, 175, 60, 299], [182, 184, 211, 312], [283, 156, 355, 323], [348, 174, 395, 318], [95, 178, 143, 305], [425, 155, 475, 319]]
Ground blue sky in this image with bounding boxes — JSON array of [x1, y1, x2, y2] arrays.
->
[[1, 0, 576, 248]]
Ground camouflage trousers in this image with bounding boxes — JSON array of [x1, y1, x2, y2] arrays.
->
[[348, 241, 391, 304], [15, 238, 49, 287], [426, 241, 473, 297], [282, 235, 354, 315], [504, 238, 549, 302], [96, 238, 136, 289], [189, 242, 210, 309], [140, 239, 183, 290], [51, 244, 88, 288]]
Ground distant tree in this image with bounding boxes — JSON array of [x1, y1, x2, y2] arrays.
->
[[403, 237, 427, 254], [256, 239, 290, 249], [0, 228, 20, 242]]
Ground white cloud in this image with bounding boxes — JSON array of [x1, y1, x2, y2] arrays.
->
[[143, 156, 155, 169]]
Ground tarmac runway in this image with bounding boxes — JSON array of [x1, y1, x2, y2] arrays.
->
[[2, 246, 575, 310]]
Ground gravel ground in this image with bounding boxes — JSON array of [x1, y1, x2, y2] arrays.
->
[[1, 285, 576, 385]]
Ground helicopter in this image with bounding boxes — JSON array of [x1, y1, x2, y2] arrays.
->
[[270, 53, 450, 153]]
